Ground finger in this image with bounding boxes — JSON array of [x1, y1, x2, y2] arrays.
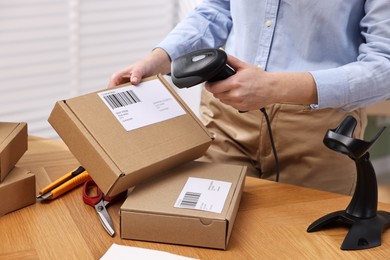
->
[[214, 94, 239, 110], [107, 67, 131, 88], [226, 54, 245, 71], [107, 77, 118, 89], [215, 95, 246, 111], [204, 81, 228, 94], [108, 75, 129, 88], [130, 71, 143, 85]]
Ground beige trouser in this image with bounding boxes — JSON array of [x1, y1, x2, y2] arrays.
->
[[199, 88, 367, 195]]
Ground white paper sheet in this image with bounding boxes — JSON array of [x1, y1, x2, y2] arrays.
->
[[100, 244, 197, 260], [174, 177, 232, 213], [98, 79, 186, 131]]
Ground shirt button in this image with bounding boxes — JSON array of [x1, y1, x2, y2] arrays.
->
[[265, 20, 272, 27]]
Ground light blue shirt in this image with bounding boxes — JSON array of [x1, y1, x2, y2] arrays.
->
[[157, 0, 390, 111]]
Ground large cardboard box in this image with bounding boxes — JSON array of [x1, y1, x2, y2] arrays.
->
[[120, 161, 247, 250], [0, 122, 28, 182], [48, 75, 212, 196], [0, 166, 35, 217]]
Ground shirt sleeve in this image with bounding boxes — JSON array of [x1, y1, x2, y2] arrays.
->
[[156, 0, 232, 61], [310, 0, 390, 111]]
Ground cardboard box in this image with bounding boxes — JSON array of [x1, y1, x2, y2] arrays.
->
[[48, 75, 212, 196], [0, 166, 35, 217], [0, 122, 28, 182], [120, 161, 247, 250]]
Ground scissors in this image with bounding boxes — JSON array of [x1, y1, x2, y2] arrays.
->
[[82, 179, 127, 236]]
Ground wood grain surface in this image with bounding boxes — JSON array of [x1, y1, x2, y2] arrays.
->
[[0, 137, 390, 259]]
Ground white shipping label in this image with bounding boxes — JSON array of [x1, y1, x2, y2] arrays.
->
[[174, 177, 232, 214], [98, 79, 186, 131]]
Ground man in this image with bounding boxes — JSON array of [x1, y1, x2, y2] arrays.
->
[[108, 1, 390, 194]]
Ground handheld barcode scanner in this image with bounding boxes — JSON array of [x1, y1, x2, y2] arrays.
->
[[171, 48, 281, 183], [171, 48, 235, 88]]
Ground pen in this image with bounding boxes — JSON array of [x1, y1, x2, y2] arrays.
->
[[37, 166, 90, 200]]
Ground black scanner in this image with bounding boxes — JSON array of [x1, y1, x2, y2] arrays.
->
[[171, 48, 279, 181], [171, 48, 235, 88]]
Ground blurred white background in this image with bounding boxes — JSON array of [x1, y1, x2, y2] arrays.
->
[[0, 0, 201, 138]]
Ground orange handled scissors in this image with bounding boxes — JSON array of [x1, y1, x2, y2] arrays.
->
[[82, 179, 127, 236]]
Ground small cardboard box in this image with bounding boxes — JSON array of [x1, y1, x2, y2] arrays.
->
[[0, 166, 35, 217], [0, 122, 28, 182], [48, 75, 212, 196], [120, 161, 247, 250]]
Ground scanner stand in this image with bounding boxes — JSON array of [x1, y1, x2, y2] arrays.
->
[[307, 116, 390, 250]]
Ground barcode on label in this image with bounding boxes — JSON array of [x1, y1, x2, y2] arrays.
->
[[180, 192, 201, 208], [103, 90, 141, 109]]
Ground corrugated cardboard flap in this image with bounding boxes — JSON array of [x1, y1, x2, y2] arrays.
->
[[224, 166, 246, 246], [0, 122, 28, 181], [48, 101, 121, 194], [121, 211, 228, 249], [0, 167, 35, 216], [121, 162, 244, 217]]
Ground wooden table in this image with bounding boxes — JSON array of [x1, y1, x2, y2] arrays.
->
[[1, 137, 390, 259]]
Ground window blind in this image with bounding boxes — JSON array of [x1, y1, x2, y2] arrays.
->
[[0, 0, 177, 138]]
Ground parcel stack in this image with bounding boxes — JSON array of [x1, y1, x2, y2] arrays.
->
[[48, 75, 246, 249], [0, 122, 35, 217]]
